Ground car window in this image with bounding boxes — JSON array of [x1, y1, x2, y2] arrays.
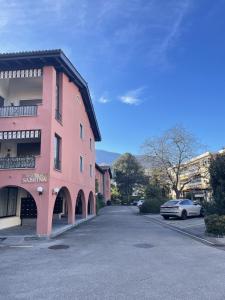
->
[[180, 200, 191, 205], [164, 200, 179, 205]]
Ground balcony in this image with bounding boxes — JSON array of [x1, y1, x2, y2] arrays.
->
[[0, 156, 35, 169], [0, 105, 38, 118]]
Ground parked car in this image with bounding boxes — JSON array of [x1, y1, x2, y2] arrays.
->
[[160, 199, 204, 220], [131, 200, 138, 206], [137, 200, 145, 207]]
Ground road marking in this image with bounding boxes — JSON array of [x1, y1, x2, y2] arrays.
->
[[9, 245, 33, 248], [178, 223, 205, 229]]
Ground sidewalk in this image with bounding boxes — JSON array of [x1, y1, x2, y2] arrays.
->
[[0, 215, 95, 247]]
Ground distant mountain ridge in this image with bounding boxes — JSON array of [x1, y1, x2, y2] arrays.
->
[[96, 149, 121, 165], [96, 149, 150, 168]]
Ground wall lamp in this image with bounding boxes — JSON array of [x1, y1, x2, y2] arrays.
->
[[37, 186, 44, 195], [52, 187, 60, 195]]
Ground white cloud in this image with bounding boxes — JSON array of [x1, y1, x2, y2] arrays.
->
[[98, 96, 110, 104], [120, 87, 145, 106]]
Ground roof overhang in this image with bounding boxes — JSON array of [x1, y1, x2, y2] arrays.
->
[[0, 50, 101, 141]]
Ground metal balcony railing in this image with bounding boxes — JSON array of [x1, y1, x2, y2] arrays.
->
[[0, 156, 35, 169], [0, 105, 38, 117]]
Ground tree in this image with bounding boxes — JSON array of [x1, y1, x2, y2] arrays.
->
[[113, 153, 146, 202], [142, 125, 201, 199], [111, 183, 121, 203], [208, 154, 225, 215]]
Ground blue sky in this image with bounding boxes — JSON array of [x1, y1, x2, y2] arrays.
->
[[1, 0, 225, 154]]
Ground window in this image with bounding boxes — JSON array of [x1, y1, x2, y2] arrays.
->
[[55, 72, 62, 122], [90, 138, 92, 150], [80, 124, 83, 139], [180, 200, 191, 205], [90, 164, 93, 177], [0, 96, 4, 107], [0, 187, 18, 218], [54, 134, 61, 170], [80, 156, 83, 172], [20, 99, 42, 106]]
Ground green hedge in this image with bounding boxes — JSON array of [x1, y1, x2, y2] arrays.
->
[[139, 198, 165, 214], [204, 214, 225, 236], [96, 193, 105, 214]]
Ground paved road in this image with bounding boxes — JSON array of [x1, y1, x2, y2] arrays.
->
[[1, 206, 225, 300]]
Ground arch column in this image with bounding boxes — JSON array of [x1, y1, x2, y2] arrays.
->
[[36, 190, 53, 236]]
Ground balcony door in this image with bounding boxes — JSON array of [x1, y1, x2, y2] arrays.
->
[[0, 96, 4, 107]]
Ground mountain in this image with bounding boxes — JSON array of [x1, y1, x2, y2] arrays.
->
[[96, 150, 121, 165], [96, 149, 151, 169]]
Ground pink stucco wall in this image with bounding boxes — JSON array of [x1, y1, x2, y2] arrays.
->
[[95, 165, 111, 203], [95, 167, 104, 195], [0, 66, 96, 236], [103, 170, 111, 202]]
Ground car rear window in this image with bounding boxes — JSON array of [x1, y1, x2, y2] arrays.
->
[[164, 200, 179, 206]]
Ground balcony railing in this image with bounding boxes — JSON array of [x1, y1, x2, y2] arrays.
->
[[0, 156, 35, 169], [0, 105, 38, 118]]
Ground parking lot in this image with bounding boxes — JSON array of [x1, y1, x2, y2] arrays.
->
[[143, 212, 225, 247], [1, 206, 225, 300]]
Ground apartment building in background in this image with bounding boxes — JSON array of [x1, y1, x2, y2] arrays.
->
[[0, 50, 101, 236], [175, 149, 225, 202]]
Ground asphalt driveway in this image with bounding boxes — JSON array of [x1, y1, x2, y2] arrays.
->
[[1, 206, 225, 300]]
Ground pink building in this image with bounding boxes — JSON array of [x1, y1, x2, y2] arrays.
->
[[0, 50, 101, 236], [95, 164, 112, 203]]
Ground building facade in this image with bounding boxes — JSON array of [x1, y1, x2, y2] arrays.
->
[[178, 152, 212, 202], [172, 149, 225, 202], [0, 50, 101, 236], [95, 164, 112, 203]]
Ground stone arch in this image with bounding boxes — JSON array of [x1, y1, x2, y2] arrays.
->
[[52, 186, 73, 229], [0, 185, 38, 234], [88, 191, 95, 215], [75, 189, 86, 220]]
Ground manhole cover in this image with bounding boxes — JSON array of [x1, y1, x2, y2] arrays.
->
[[48, 244, 69, 250], [134, 243, 154, 249]]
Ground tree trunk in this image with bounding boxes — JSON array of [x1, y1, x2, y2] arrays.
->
[[175, 190, 181, 199]]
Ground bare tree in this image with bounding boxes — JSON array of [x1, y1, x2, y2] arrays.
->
[[142, 126, 202, 199]]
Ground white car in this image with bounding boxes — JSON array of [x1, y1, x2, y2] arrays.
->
[[160, 199, 204, 220], [137, 200, 144, 207]]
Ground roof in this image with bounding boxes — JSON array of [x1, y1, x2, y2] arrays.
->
[[97, 164, 112, 178], [95, 163, 105, 174], [0, 49, 101, 141]]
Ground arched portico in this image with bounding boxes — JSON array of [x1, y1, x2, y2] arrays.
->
[[52, 186, 73, 231], [88, 191, 95, 215], [0, 185, 38, 234], [75, 189, 86, 221]]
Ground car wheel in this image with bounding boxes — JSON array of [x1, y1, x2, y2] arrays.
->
[[200, 208, 205, 217], [181, 210, 187, 220], [163, 216, 170, 220]]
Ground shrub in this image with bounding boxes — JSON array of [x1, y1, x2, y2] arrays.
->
[[204, 214, 225, 236], [209, 155, 225, 215], [96, 193, 105, 214], [139, 198, 165, 214]]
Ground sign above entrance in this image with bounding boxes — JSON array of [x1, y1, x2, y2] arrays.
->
[[0, 68, 42, 79], [0, 130, 41, 140], [22, 173, 48, 184]]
